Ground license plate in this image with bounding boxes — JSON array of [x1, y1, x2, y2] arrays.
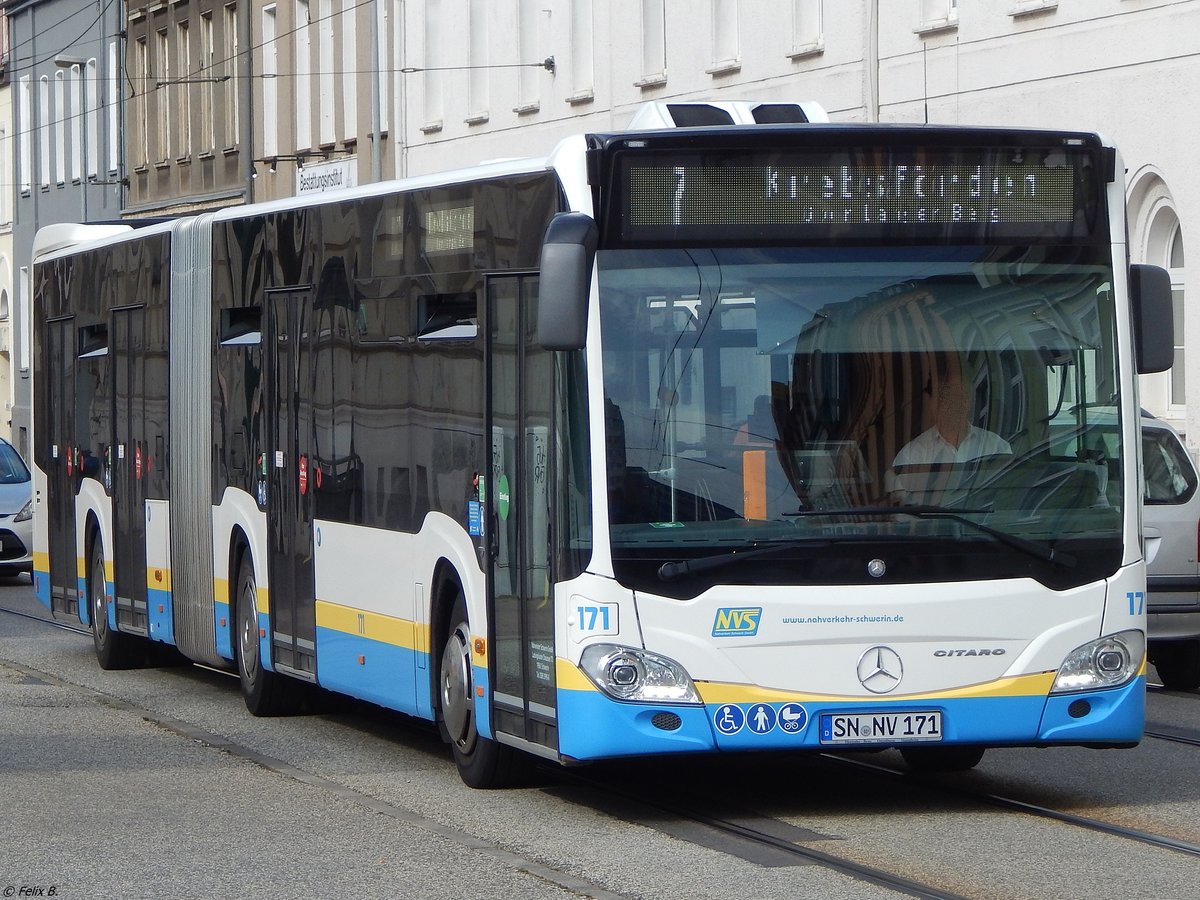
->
[[819, 710, 943, 744]]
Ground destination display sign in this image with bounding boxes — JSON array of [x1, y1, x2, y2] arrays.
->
[[611, 145, 1101, 244]]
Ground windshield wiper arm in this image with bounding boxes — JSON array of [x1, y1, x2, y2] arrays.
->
[[786, 506, 1075, 568], [657, 539, 832, 582]]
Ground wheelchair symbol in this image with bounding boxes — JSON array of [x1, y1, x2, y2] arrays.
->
[[714, 704, 745, 735]]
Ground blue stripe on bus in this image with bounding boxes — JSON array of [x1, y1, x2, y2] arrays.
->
[[33, 569, 51, 611], [555, 678, 1145, 760], [147, 586, 175, 645], [472, 664, 494, 740], [76, 575, 91, 628], [314, 626, 434, 720], [214, 601, 233, 661]]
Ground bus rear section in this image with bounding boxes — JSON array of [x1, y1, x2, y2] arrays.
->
[[542, 124, 1172, 772]]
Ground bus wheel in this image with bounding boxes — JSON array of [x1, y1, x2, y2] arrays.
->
[[234, 554, 302, 716], [438, 595, 530, 788], [899, 745, 985, 774], [89, 539, 141, 670]]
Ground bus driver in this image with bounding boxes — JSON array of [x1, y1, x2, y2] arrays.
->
[[888, 368, 1011, 504]]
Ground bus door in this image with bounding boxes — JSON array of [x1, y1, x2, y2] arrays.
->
[[43, 316, 78, 618], [265, 286, 318, 679], [486, 274, 558, 752], [111, 306, 150, 635]]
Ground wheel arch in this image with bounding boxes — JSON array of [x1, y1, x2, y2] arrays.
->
[[429, 558, 468, 714], [224, 528, 254, 662], [82, 508, 104, 626]]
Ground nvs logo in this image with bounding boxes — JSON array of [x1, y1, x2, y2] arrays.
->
[[712, 607, 762, 637]]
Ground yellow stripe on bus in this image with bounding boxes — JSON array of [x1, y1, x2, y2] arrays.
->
[[145, 567, 173, 593], [314, 600, 430, 653]]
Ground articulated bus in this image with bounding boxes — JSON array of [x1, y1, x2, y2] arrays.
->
[[32, 101, 1173, 787]]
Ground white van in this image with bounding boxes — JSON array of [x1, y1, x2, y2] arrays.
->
[[1142, 414, 1200, 690]]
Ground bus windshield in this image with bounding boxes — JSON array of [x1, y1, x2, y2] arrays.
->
[[597, 244, 1122, 593]]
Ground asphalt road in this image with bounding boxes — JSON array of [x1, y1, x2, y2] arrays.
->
[[3, 575, 1199, 899]]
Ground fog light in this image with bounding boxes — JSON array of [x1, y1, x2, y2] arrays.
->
[[1067, 699, 1091, 719]]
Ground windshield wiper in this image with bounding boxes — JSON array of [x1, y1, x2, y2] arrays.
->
[[786, 506, 1076, 568], [657, 539, 832, 582]]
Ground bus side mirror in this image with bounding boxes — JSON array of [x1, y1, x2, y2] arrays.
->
[[1131, 264, 1174, 374], [538, 212, 598, 351]]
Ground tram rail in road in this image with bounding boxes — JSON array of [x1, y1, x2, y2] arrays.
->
[[5, 595, 1200, 899]]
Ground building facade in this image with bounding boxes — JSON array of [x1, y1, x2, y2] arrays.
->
[[0, 12, 14, 442], [3, 0, 125, 456], [2, 1, 1196, 452], [124, 0, 251, 216]]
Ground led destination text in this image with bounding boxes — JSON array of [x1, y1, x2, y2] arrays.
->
[[626, 159, 1078, 231]]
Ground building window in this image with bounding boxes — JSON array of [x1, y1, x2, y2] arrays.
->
[[515, 0, 540, 111], [18, 266, 29, 373], [639, 0, 666, 85], [1131, 170, 1187, 416], [569, 0, 594, 102], [85, 59, 100, 178], [318, 0, 334, 145], [69, 65, 82, 181], [18, 76, 32, 194], [709, 0, 740, 74], [53, 70, 65, 185], [38, 75, 50, 189], [790, 0, 823, 57], [422, 0, 444, 130], [295, 0, 313, 149], [135, 37, 149, 167], [178, 21, 191, 158], [342, 1, 357, 139], [1171, 225, 1186, 406], [262, 6, 279, 158], [224, 4, 239, 147], [467, 0, 489, 122], [918, 0, 958, 33], [107, 42, 121, 173], [378, 0, 393, 133], [0, 126, 9, 225], [1150, 213, 1189, 407], [156, 29, 171, 161], [199, 14, 215, 152]]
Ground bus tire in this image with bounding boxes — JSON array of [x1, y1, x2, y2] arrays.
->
[[89, 538, 142, 670], [234, 554, 303, 716], [899, 745, 985, 773], [1152, 639, 1200, 691], [438, 594, 531, 788]]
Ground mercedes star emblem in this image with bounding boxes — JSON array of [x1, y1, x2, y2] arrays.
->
[[857, 645, 904, 694]]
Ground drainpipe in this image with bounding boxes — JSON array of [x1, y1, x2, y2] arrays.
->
[[864, 0, 879, 122], [240, 0, 255, 201], [370, 0, 382, 182]]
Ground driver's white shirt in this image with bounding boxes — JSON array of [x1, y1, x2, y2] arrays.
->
[[893, 425, 1012, 468]]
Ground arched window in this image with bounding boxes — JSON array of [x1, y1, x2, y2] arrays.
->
[[1128, 168, 1186, 416], [1146, 205, 1186, 408]]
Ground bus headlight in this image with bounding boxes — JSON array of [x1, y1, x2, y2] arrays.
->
[[1050, 630, 1145, 694], [579, 644, 702, 705]]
